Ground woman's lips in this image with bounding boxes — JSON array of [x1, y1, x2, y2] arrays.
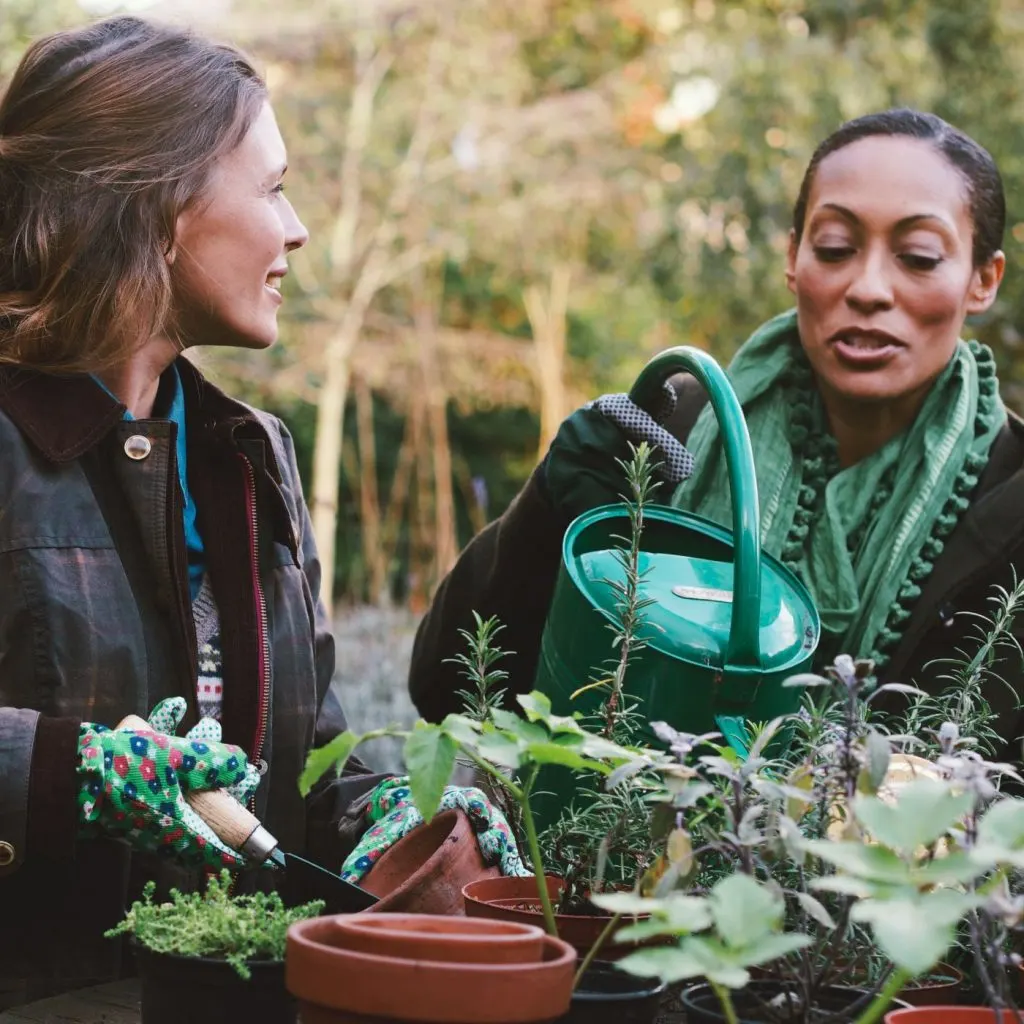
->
[[830, 333, 902, 368]]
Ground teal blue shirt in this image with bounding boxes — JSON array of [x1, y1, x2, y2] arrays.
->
[[93, 366, 205, 599]]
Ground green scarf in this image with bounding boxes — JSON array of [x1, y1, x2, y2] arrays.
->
[[671, 309, 1005, 664]]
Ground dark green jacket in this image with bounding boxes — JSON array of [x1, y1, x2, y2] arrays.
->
[[0, 358, 382, 1009], [409, 376, 1024, 761]]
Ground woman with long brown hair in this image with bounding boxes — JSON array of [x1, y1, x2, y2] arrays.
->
[[0, 17, 392, 1007]]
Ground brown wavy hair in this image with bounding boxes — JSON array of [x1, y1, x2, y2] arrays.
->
[[0, 17, 266, 373]]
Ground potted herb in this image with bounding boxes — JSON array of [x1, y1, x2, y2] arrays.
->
[[593, 643, 1024, 1023], [105, 870, 323, 1024]]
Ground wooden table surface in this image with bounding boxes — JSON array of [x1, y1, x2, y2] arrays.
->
[[0, 979, 687, 1023], [0, 981, 139, 1024]]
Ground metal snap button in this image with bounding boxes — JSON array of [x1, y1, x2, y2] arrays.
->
[[0, 841, 15, 867], [123, 434, 152, 461], [255, 758, 269, 776]]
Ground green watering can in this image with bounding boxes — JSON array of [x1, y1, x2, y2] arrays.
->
[[534, 346, 821, 762]]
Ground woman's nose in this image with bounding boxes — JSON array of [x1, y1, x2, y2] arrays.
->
[[282, 196, 309, 253], [845, 251, 894, 312]]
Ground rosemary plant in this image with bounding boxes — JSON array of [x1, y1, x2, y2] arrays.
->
[[540, 442, 666, 909], [895, 573, 1024, 756], [447, 612, 511, 723]]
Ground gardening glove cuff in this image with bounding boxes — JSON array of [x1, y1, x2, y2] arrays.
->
[[75, 703, 259, 871], [145, 698, 260, 806], [340, 776, 531, 883]]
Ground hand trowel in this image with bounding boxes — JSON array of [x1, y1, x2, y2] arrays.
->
[[118, 714, 379, 913]]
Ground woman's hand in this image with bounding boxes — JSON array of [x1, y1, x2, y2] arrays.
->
[[542, 386, 694, 522], [75, 698, 261, 870], [340, 776, 530, 882]]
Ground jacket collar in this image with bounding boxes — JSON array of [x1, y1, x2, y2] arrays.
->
[[0, 356, 278, 476]]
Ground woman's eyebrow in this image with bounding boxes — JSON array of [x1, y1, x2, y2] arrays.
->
[[815, 202, 956, 235]]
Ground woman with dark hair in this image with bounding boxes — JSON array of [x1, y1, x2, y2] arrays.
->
[[410, 109, 1024, 761], [0, 16, 395, 1008]]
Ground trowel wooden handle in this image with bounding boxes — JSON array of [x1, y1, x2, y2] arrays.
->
[[115, 714, 270, 856]]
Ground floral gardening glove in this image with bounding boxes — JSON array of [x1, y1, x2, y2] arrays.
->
[[76, 698, 261, 871], [340, 776, 531, 883]]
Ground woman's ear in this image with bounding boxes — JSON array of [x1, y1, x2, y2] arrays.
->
[[785, 229, 798, 295], [966, 250, 1006, 315]]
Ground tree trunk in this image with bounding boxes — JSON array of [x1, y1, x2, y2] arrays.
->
[[414, 295, 458, 584], [525, 265, 572, 460], [354, 373, 386, 606]]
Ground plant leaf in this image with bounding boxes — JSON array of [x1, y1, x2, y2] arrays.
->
[[616, 946, 708, 983], [854, 779, 972, 854], [851, 890, 978, 975], [298, 730, 361, 797], [404, 723, 457, 823], [803, 840, 913, 884], [476, 730, 522, 769], [865, 730, 891, 792], [606, 758, 649, 791], [709, 875, 781, 947], [525, 741, 606, 772], [795, 892, 836, 929]]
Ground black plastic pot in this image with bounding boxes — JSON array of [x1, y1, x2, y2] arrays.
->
[[133, 942, 295, 1024], [556, 963, 667, 1024], [681, 980, 914, 1023]]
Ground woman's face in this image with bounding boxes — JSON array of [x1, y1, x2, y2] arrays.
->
[[169, 101, 308, 350], [786, 135, 1004, 411]]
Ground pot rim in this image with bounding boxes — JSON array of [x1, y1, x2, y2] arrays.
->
[[287, 917, 576, 975], [462, 877, 649, 924], [336, 912, 545, 942], [130, 938, 283, 971]]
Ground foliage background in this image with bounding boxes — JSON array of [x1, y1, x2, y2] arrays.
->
[[4, 0, 1024, 611]]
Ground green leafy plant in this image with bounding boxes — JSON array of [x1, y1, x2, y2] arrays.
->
[[299, 689, 669, 942], [105, 871, 324, 979], [584, 641, 1024, 1023]]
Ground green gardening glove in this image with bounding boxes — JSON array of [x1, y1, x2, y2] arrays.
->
[[340, 776, 530, 883], [76, 698, 261, 871]]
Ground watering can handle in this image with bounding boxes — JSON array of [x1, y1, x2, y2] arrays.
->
[[629, 347, 762, 673]]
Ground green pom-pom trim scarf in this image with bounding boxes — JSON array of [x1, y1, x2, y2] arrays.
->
[[671, 309, 1005, 670]]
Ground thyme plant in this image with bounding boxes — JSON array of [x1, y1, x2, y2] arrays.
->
[[105, 871, 324, 979]]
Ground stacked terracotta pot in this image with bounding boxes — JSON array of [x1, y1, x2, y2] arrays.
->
[[286, 913, 576, 1023]]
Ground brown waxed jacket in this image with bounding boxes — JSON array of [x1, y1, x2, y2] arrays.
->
[[0, 357, 383, 1009], [409, 375, 1024, 764]]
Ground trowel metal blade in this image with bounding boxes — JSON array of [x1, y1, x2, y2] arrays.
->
[[279, 850, 379, 913]]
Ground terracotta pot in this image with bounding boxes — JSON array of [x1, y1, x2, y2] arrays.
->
[[886, 1010, 1022, 1023], [463, 875, 646, 961], [360, 808, 501, 916], [286, 913, 576, 1023], [325, 913, 545, 964], [898, 962, 964, 1006]]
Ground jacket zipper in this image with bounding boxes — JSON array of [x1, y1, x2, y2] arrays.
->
[[241, 454, 271, 808]]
